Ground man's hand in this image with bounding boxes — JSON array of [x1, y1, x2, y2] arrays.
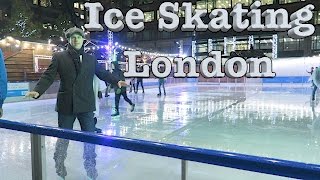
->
[[117, 81, 127, 88], [25, 91, 40, 99], [0, 108, 3, 118]]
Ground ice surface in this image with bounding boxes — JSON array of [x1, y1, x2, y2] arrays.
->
[[1, 84, 315, 180]]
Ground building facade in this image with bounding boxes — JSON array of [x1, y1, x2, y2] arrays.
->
[[88, 0, 320, 60]]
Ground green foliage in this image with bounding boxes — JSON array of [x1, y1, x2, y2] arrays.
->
[[0, 0, 73, 40], [1, 0, 42, 39], [40, 11, 73, 39]]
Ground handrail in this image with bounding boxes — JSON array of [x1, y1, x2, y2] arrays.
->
[[0, 118, 320, 179]]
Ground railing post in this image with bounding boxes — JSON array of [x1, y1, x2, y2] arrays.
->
[[181, 160, 187, 180], [31, 134, 46, 180]]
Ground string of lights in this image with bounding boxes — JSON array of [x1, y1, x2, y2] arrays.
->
[[0, 36, 179, 57]]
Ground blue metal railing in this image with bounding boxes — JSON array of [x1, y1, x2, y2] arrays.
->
[[1, 118, 320, 179]]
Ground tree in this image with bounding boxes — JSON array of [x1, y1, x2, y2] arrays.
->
[[0, 0, 42, 39], [40, 11, 73, 40], [54, 12, 73, 35]]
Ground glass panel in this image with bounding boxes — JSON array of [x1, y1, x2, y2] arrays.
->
[[127, 32, 134, 40], [196, 55, 207, 61], [161, 31, 171, 39], [312, 36, 320, 50], [236, 40, 249, 50], [188, 162, 291, 180], [0, 129, 31, 179], [280, 37, 302, 51], [143, 30, 151, 40], [196, 43, 208, 53], [259, 39, 273, 49], [213, 41, 224, 51], [44, 137, 180, 179]]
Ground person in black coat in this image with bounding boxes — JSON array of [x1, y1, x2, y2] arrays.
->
[[25, 27, 126, 180], [111, 61, 135, 116], [135, 65, 145, 93]]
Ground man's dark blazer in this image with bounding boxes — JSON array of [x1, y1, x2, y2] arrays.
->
[[33, 48, 119, 114]]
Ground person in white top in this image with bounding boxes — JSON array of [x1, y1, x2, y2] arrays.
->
[[93, 75, 107, 133]]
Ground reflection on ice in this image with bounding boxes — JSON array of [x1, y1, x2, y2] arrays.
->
[[0, 84, 318, 179]]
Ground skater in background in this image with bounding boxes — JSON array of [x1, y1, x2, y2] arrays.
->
[[24, 27, 126, 179], [0, 48, 7, 118], [104, 81, 110, 97], [157, 66, 166, 97], [307, 67, 315, 87], [157, 77, 166, 97], [312, 67, 319, 101], [135, 77, 144, 93], [93, 75, 107, 133], [307, 67, 315, 74], [111, 61, 135, 116], [135, 65, 145, 93], [129, 78, 136, 93]]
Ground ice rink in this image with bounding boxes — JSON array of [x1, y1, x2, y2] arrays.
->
[[0, 83, 318, 180]]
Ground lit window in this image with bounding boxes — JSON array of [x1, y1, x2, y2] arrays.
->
[[216, 0, 231, 8], [260, 0, 273, 5], [74, 2, 79, 9], [144, 11, 154, 22], [196, 43, 208, 53], [196, 1, 207, 10], [80, 4, 84, 10], [42, 23, 51, 29], [40, 0, 50, 7], [33, 0, 38, 5], [178, 7, 185, 17], [80, 14, 85, 19], [314, 11, 320, 25], [208, 0, 214, 12], [312, 35, 320, 50], [279, 0, 300, 4], [232, 0, 250, 6]]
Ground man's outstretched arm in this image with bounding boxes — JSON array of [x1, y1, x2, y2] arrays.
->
[[26, 55, 58, 99], [95, 60, 127, 88]]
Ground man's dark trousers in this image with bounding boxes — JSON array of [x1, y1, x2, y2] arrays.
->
[[53, 112, 97, 179]]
